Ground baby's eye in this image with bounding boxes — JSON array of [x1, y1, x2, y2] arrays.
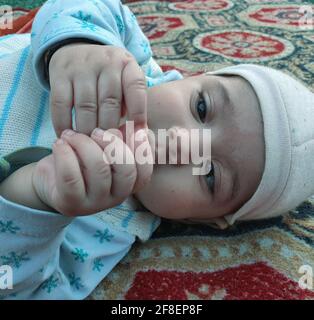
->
[[196, 92, 207, 123], [205, 163, 215, 193]]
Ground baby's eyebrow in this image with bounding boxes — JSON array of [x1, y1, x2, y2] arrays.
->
[[217, 80, 235, 115], [205, 76, 234, 115]]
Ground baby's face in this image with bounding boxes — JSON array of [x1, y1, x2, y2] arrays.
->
[[134, 73, 265, 220]]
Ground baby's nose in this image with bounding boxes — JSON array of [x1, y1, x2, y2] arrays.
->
[[168, 126, 212, 166], [167, 126, 191, 165], [152, 126, 211, 165]]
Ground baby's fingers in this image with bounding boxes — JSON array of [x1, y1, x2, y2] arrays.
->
[[91, 128, 137, 202], [50, 75, 73, 138], [60, 130, 113, 208], [52, 138, 86, 215], [74, 72, 98, 135], [122, 58, 147, 132], [97, 68, 122, 131]]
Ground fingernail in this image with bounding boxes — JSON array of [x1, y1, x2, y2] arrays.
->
[[92, 128, 105, 138], [135, 125, 148, 134], [136, 129, 148, 142], [54, 138, 64, 145], [61, 129, 76, 138]]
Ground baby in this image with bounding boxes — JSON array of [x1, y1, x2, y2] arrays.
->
[[0, 0, 313, 299]]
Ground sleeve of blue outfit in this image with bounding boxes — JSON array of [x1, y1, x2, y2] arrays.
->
[[0, 196, 73, 299], [0, 195, 135, 299], [31, 0, 154, 92]]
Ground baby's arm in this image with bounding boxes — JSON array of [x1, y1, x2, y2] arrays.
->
[[31, 0, 152, 139], [0, 161, 74, 299], [0, 163, 134, 299], [0, 163, 56, 212], [1, 129, 151, 217], [0, 195, 72, 299], [31, 0, 152, 91], [0, 180, 134, 300], [0, 128, 151, 299]]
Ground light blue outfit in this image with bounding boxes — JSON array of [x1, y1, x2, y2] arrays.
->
[[0, 0, 183, 299]]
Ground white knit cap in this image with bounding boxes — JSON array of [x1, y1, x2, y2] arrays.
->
[[206, 64, 314, 226]]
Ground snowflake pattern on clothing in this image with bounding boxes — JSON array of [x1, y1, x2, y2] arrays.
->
[[93, 258, 104, 272], [0, 251, 30, 269], [115, 14, 125, 34], [71, 248, 89, 263], [68, 272, 84, 290], [93, 229, 114, 243], [140, 40, 151, 54], [0, 220, 20, 234], [75, 20, 98, 32], [40, 275, 59, 293], [72, 11, 92, 22]]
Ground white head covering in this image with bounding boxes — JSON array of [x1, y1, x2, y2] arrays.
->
[[204, 64, 314, 227]]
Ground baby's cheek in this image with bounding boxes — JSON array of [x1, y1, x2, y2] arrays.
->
[[135, 182, 168, 215], [137, 165, 199, 217]]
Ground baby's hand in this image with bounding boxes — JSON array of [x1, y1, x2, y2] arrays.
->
[[32, 128, 152, 217], [49, 43, 147, 137]]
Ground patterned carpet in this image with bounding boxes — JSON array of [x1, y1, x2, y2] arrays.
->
[[1, 0, 314, 300]]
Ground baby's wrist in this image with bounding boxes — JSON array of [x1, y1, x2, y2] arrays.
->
[[0, 163, 57, 212], [31, 163, 59, 213]]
